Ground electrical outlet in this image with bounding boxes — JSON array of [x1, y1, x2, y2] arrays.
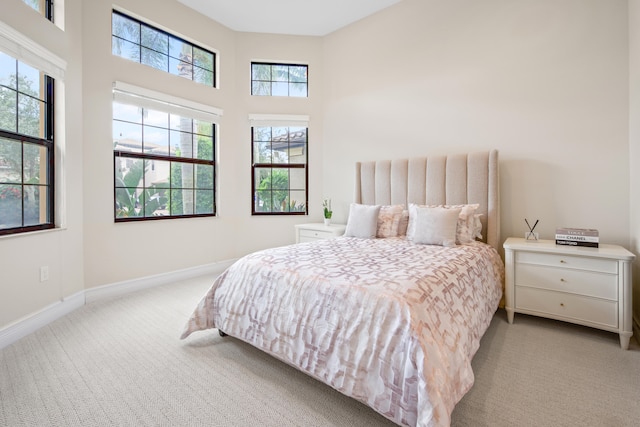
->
[[40, 266, 49, 282]]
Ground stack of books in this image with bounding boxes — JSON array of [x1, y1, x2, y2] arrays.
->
[[555, 227, 599, 248]]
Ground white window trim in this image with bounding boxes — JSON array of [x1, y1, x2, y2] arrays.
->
[[113, 81, 223, 123], [0, 20, 66, 80], [248, 114, 309, 128]]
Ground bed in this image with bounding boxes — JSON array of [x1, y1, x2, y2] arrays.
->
[[181, 150, 504, 427]]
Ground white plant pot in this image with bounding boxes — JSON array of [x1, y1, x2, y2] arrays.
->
[[324, 218, 331, 226]]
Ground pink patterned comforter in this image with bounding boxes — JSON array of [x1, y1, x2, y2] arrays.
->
[[181, 237, 504, 427]]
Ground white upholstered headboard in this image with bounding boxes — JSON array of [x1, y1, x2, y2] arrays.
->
[[354, 150, 500, 251]]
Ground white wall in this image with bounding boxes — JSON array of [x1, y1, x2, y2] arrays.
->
[[0, 0, 85, 328], [322, 0, 631, 250]]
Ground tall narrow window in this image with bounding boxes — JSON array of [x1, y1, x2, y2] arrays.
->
[[112, 83, 220, 221], [251, 116, 308, 215], [251, 62, 308, 97], [0, 52, 55, 235], [111, 10, 216, 88]]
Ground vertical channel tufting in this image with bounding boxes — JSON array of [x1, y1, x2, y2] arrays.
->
[[445, 154, 468, 205], [359, 161, 376, 205], [488, 149, 500, 248], [425, 155, 446, 205], [407, 158, 426, 205], [375, 161, 392, 205], [391, 159, 408, 207], [354, 162, 362, 204]]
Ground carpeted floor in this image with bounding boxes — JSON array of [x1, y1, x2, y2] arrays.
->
[[1, 275, 638, 426]]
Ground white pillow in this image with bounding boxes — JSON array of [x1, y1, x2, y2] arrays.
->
[[344, 203, 381, 239], [412, 206, 461, 247], [376, 205, 404, 238], [406, 204, 420, 239], [407, 203, 480, 244]]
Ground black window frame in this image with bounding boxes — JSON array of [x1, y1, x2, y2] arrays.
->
[[113, 104, 217, 222], [251, 126, 308, 216], [251, 62, 308, 97], [45, 0, 53, 21], [0, 64, 55, 236], [111, 10, 217, 88], [22, 0, 54, 21]]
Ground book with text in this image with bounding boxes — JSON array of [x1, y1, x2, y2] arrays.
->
[[555, 239, 599, 248], [555, 227, 599, 237], [554, 234, 599, 243]]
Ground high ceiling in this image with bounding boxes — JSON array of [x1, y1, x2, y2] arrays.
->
[[177, 0, 402, 36]]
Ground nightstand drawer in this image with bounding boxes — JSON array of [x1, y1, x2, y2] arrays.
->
[[298, 229, 335, 240], [515, 286, 618, 328], [515, 264, 617, 300], [516, 252, 618, 274], [295, 223, 346, 243]]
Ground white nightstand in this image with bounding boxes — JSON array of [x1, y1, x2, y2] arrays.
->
[[295, 223, 346, 243], [503, 237, 635, 349]]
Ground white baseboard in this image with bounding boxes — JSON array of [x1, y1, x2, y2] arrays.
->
[[0, 291, 85, 350], [84, 259, 236, 303], [0, 259, 236, 350]]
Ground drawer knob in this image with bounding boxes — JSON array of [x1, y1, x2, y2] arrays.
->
[[560, 278, 566, 282], [560, 259, 566, 264], [560, 303, 565, 307]]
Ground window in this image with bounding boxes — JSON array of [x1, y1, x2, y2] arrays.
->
[[0, 52, 55, 235], [251, 119, 308, 215], [111, 10, 216, 87], [22, 0, 54, 21], [112, 83, 219, 221], [251, 62, 308, 97]]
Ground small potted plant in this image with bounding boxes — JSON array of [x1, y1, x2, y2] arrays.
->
[[323, 199, 332, 226]]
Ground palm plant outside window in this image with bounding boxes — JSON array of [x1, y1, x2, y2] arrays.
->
[[111, 10, 216, 88], [113, 102, 216, 220], [0, 52, 55, 235], [251, 62, 308, 97], [252, 127, 307, 215]]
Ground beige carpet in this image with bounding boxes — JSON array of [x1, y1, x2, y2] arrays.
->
[[1, 275, 639, 427]]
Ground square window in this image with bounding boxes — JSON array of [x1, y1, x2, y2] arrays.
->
[[141, 26, 168, 52], [0, 88, 17, 133], [251, 62, 308, 98], [0, 53, 17, 88]]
